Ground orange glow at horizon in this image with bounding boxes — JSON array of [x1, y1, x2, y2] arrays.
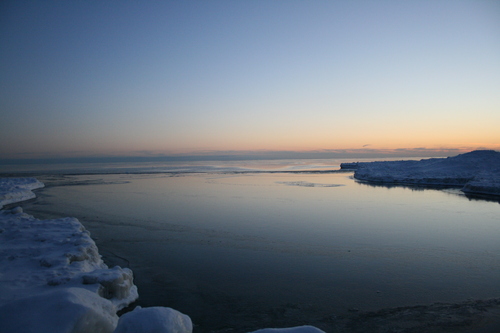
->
[[0, 2, 498, 160]]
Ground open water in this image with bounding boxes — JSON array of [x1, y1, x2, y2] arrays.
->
[[11, 159, 500, 332]]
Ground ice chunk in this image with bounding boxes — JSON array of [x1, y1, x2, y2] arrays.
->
[[248, 326, 326, 333], [0, 287, 118, 333], [114, 306, 193, 333], [82, 266, 139, 310]]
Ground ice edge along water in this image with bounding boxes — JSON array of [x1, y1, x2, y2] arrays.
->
[[343, 150, 500, 196], [0, 178, 325, 333]]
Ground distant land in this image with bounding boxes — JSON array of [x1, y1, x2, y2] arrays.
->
[[0, 148, 484, 165]]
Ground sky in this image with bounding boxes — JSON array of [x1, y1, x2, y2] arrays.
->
[[1, 0, 499, 161]]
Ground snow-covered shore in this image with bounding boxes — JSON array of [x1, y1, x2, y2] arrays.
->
[[347, 150, 500, 196], [0, 177, 45, 209], [0, 178, 324, 333]]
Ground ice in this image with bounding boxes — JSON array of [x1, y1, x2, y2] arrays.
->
[[114, 306, 193, 333], [0, 202, 137, 308], [0, 206, 139, 331], [462, 176, 500, 196], [248, 326, 326, 333], [0, 178, 201, 332], [82, 267, 139, 310], [276, 181, 344, 187], [0, 177, 44, 209], [0, 177, 143, 332], [0, 287, 118, 333], [0, 208, 104, 303], [351, 150, 500, 196]]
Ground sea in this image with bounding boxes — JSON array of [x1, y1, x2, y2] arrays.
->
[[3, 158, 500, 332]]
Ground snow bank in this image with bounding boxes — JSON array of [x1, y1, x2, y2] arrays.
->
[[0, 177, 324, 333], [462, 176, 500, 196], [0, 205, 140, 333], [352, 150, 500, 196], [0, 177, 44, 209], [0, 287, 118, 333], [0, 177, 175, 333], [0, 206, 137, 307]]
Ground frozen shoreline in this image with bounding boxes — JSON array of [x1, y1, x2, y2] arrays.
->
[[344, 150, 500, 196], [2, 170, 500, 332], [0, 178, 324, 333], [0, 177, 45, 209]]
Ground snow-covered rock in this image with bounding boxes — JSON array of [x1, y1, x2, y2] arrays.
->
[[114, 307, 193, 333], [0, 177, 44, 209], [353, 150, 500, 195], [248, 326, 326, 333]]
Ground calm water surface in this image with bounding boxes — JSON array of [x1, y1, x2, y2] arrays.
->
[[21, 172, 500, 331]]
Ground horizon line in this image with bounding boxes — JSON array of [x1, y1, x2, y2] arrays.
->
[[1, 147, 497, 165]]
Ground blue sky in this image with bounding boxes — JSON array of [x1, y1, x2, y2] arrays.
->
[[1, 0, 499, 160]]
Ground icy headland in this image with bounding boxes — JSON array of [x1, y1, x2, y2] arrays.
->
[[0, 178, 324, 333], [347, 150, 500, 196]]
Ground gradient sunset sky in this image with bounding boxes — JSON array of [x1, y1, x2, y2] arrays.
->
[[1, 1, 499, 160]]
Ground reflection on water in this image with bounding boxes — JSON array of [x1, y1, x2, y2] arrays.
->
[[22, 172, 500, 331]]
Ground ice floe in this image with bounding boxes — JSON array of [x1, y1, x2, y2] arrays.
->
[[349, 150, 500, 196]]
